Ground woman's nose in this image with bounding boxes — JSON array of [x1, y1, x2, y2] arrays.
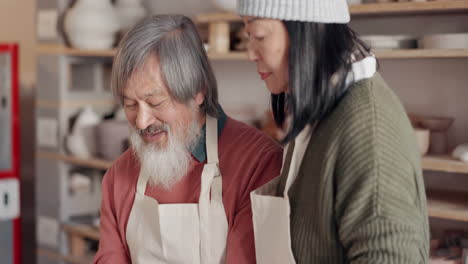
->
[[246, 41, 260, 62]]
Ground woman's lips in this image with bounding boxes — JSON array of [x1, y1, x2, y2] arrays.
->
[[259, 72, 272, 80]]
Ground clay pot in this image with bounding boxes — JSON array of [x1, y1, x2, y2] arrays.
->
[[115, 0, 146, 34], [418, 116, 454, 155], [95, 120, 130, 161]]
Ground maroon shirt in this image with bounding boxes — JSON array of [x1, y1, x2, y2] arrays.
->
[[94, 117, 282, 263]]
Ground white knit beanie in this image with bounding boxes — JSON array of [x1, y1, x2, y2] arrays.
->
[[237, 0, 350, 24]]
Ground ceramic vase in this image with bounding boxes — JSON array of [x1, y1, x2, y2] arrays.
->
[[115, 0, 146, 34], [66, 107, 100, 158], [64, 0, 120, 49], [211, 0, 237, 12]]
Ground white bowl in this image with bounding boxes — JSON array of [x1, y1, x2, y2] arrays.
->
[[419, 33, 468, 49], [414, 128, 430, 156], [361, 35, 417, 49]]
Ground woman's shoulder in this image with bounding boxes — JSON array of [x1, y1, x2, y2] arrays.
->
[[320, 73, 420, 167], [328, 73, 408, 130]]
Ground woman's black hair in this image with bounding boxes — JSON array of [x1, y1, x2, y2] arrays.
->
[[273, 22, 371, 143]]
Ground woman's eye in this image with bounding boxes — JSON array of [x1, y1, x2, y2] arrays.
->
[[254, 36, 265, 41]]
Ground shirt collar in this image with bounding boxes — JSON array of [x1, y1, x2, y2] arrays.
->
[[345, 55, 377, 86], [191, 107, 227, 163]]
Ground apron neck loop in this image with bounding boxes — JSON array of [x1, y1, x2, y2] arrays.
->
[[136, 162, 150, 194], [206, 115, 219, 164]]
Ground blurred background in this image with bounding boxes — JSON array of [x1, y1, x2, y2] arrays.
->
[[1, 0, 468, 263]]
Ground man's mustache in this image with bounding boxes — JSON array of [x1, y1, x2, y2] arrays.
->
[[137, 124, 169, 135]]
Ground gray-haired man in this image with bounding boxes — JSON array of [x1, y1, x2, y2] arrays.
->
[[93, 15, 282, 264]]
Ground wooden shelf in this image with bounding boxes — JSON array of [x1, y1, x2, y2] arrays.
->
[[63, 223, 100, 241], [427, 190, 468, 222], [62, 223, 99, 259], [349, 1, 468, 16], [422, 155, 468, 174], [37, 44, 246, 61], [374, 49, 468, 59], [37, 151, 112, 170], [37, 43, 468, 60], [194, 12, 241, 24], [37, 44, 116, 57], [37, 98, 115, 109], [37, 248, 94, 264], [207, 51, 247, 60], [209, 49, 468, 60]]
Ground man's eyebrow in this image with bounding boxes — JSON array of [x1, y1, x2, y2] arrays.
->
[[142, 89, 164, 98], [123, 88, 165, 100]]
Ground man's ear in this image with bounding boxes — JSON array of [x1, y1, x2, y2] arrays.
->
[[194, 92, 204, 106]]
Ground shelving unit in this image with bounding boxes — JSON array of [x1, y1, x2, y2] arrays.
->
[[62, 223, 99, 259], [427, 190, 468, 222], [349, 0, 468, 16], [37, 248, 93, 264], [422, 156, 468, 175], [37, 44, 116, 57]]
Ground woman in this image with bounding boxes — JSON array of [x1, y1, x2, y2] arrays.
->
[[238, 0, 429, 263]]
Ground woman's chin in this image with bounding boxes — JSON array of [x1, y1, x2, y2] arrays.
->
[[266, 83, 288, 94]]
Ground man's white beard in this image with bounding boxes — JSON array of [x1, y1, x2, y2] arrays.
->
[[130, 111, 201, 190]]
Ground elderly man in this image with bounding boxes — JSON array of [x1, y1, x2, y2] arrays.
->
[[93, 15, 282, 264]]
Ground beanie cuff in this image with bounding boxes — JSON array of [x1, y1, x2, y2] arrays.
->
[[238, 0, 350, 24]]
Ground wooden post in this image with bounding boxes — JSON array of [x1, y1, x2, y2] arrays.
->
[[208, 22, 230, 54]]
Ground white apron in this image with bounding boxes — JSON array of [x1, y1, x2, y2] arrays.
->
[[126, 116, 228, 264], [251, 125, 312, 264]]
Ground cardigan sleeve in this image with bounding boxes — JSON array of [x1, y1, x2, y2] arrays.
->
[[334, 85, 430, 263]]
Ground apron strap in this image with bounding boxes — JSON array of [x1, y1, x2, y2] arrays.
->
[[136, 160, 150, 194], [199, 115, 228, 263], [205, 115, 219, 164], [283, 125, 313, 197]]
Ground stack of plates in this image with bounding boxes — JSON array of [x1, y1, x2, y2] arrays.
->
[[361, 35, 418, 49]]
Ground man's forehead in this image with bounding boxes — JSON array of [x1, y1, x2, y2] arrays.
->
[[123, 73, 167, 99]]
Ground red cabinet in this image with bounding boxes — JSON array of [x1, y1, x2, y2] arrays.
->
[[0, 43, 21, 264]]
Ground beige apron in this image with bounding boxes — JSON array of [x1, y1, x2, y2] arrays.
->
[[126, 116, 228, 264], [250, 125, 312, 264]]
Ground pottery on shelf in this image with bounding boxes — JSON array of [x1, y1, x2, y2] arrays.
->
[[95, 120, 130, 161], [115, 0, 146, 34], [453, 144, 468, 163], [66, 107, 101, 158], [416, 115, 454, 155], [414, 128, 430, 156], [211, 0, 237, 12], [64, 0, 120, 49]]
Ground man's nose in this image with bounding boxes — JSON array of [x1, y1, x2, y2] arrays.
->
[[135, 105, 156, 131]]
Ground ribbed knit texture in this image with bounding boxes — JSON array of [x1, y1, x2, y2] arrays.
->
[[237, 0, 350, 23], [280, 74, 429, 263]]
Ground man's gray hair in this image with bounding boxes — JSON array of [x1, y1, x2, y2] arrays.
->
[[112, 15, 219, 117]]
